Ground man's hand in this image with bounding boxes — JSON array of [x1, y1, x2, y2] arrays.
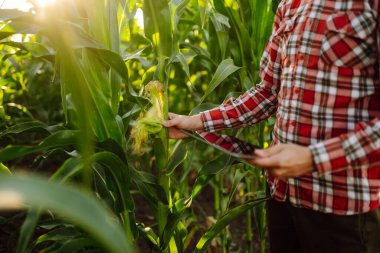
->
[[250, 144, 314, 179], [162, 113, 203, 139]]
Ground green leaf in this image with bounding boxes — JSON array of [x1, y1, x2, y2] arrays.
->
[[198, 0, 210, 28], [138, 224, 159, 246], [35, 226, 81, 245], [89, 48, 128, 81], [171, 0, 190, 33], [144, 0, 173, 57], [0, 42, 52, 58], [0, 121, 62, 139], [195, 197, 269, 252], [209, 9, 230, 59], [55, 238, 95, 253], [190, 103, 219, 115], [0, 163, 11, 175], [0, 130, 78, 162], [226, 169, 247, 208], [0, 174, 135, 253], [50, 157, 82, 182], [200, 59, 241, 103], [187, 155, 234, 204], [189, 174, 212, 201], [16, 208, 41, 253], [171, 52, 190, 80], [166, 141, 187, 175], [160, 206, 190, 251], [0, 16, 40, 40], [129, 166, 169, 205], [200, 154, 233, 175]]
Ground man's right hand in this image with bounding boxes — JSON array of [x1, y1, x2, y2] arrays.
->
[[162, 113, 203, 139]]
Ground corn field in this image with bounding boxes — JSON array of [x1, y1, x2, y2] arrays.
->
[[0, 0, 279, 252]]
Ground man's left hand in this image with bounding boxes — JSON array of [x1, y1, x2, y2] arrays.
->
[[250, 144, 314, 179]]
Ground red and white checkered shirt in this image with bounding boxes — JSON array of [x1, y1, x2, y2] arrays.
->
[[199, 0, 380, 215]]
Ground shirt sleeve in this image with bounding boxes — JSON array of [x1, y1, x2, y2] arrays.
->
[[309, 116, 380, 175], [201, 3, 284, 132], [309, 2, 380, 175]]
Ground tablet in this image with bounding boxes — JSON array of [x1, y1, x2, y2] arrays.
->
[[181, 130, 258, 160]]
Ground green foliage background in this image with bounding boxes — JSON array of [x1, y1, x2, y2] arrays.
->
[[0, 0, 278, 252]]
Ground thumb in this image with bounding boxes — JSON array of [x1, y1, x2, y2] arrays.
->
[[168, 112, 179, 120]]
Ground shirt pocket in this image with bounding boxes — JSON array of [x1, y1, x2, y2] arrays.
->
[[319, 11, 376, 68]]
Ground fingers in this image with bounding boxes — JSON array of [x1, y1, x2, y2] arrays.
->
[[252, 154, 281, 168], [162, 117, 179, 127], [168, 112, 179, 120], [163, 113, 183, 128], [168, 127, 189, 139], [254, 145, 284, 158]]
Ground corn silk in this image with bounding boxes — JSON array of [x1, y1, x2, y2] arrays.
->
[[131, 81, 164, 155]]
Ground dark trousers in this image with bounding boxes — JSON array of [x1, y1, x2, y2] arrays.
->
[[267, 198, 380, 253]]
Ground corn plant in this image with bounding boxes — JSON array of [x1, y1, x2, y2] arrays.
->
[[0, 0, 277, 252]]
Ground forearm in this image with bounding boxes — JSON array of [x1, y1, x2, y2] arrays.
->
[[309, 115, 380, 175], [201, 83, 278, 132]]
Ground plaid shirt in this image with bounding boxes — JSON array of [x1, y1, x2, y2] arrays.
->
[[199, 0, 380, 215]]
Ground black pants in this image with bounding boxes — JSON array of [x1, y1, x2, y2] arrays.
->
[[267, 198, 380, 253]]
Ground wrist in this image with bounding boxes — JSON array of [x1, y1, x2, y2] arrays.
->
[[191, 114, 203, 130]]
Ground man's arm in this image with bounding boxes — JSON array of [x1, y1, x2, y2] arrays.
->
[[309, 3, 380, 175], [251, 6, 380, 178], [309, 116, 380, 175], [250, 116, 380, 179]]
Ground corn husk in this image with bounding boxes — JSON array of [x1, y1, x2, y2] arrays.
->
[[131, 81, 164, 155]]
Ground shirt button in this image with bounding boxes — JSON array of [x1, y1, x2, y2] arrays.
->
[[298, 54, 304, 61], [284, 56, 292, 68], [294, 88, 300, 94], [284, 57, 290, 67], [291, 121, 296, 127]]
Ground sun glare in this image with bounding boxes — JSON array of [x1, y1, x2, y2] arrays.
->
[[135, 8, 144, 29], [0, 0, 33, 12], [0, 0, 56, 11], [36, 0, 56, 8]]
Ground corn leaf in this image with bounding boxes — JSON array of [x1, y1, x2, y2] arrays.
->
[[138, 224, 159, 246], [170, 52, 191, 80], [198, 0, 210, 28], [54, 238, 95, 253], [0, 130, 78, 162], [0, 174, 135, 253], [35, 226, 82, 245], [0, 121, 63, 139], [16, 208, 41, 253], [190, 103, 218, 115], [0, 16, 40, 40], [195, 197, 269, 252], [171, 0, 190, 33], [0, 163, 11, 175], [0, 41, 52, 59], [144, 0, 173, 57], [226, 169, 247, 208], [160, 206, 191, 251], [166, 140, 187, 175], [199, 59, 241, 103], [50, 157, 82, 182], [129, 167, 169, 205]]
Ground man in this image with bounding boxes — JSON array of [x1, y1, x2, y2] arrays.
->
[[163, 0, 380, 252]]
